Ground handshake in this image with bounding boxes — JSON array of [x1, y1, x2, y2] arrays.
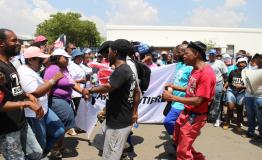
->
[[97, 110, 106, 123]]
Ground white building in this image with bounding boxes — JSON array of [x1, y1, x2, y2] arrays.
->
[[106, 25, 262, 56]]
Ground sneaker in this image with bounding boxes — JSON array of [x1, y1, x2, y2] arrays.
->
[[50, 150, 62, 158], [67, 128, 77, 136], [98, 150, 103, 156], [214, 120, 220, 127]]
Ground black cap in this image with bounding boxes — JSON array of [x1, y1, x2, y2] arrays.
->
[[188, 41, 207, 61], [110, 39, 132, 56], [98, 41, 112, 53]]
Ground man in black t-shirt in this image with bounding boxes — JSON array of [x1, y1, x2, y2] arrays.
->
[[0, 29, 44, 159], [87, 39, 140, 160]]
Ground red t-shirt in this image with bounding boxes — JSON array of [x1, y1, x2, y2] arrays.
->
[[185, 65, 216, 113]]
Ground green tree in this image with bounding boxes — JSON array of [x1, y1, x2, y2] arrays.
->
[[36, 12, 102, 47], [204, 40, 217, 51]]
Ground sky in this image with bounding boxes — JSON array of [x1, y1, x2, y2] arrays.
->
[[1, 0, 261, 37]]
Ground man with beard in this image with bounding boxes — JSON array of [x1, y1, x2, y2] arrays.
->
[[162, 41, 216, 160], [87, 39, 140, 160], [0, 29, 44, 159], [163, 44, 193, 135]]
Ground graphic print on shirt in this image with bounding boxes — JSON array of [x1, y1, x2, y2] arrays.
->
[[10, 73, 23, 96], [128, 73, 136, 104], [232, 77, 244, 86], [187, 76, 197, 96]]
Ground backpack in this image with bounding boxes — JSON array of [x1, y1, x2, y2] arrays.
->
[[132, 59, 151, 92]]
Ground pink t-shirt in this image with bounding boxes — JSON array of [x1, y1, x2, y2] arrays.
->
[[146, 63, 157, 69], [185, 65, 216, 113]]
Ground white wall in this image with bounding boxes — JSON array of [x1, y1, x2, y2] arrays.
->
[[106, 25, 262, 55]]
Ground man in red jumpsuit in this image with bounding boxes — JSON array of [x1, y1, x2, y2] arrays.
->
[[162, 41, 216, 160]]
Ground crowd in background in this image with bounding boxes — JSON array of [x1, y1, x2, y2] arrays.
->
[[0, 28, 261, 160]]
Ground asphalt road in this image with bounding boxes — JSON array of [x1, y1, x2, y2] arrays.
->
[[1, 123, 262, 160]]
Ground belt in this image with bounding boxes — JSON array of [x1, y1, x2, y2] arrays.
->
[[184, 109, 207, 116]]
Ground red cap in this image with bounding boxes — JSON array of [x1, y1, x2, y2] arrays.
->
[[34, 35, 47, 43]]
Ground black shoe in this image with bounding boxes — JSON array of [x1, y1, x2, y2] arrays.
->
[[98, 150, 103, 156], [121, 153, 133, 160], [242, 132, 254, 138], [124, 145, 134, 152]]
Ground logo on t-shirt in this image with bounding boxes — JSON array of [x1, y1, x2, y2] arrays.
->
[[10, 73, 23, 96], [128, 73, 136, 104], [187, 77, 197, 96]]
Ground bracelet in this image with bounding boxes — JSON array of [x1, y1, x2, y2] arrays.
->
[[49, 79, 56, 85]]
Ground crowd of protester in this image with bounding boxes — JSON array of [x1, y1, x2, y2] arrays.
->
[[0, 28, 261, 160]]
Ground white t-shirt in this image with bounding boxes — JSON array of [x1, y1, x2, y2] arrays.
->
[[68, 62, 87, 98], [18, 65, 48, 117], [208, 59, 228, 83]]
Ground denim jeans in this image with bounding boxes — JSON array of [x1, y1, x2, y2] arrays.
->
[[27, 108, 65, 153], [255, 97, 262, 136], [245, 96, 257, 135], [20, 123, 43, 160], [51, 97, 76, 130], [0, 130, 25, 160], [209, 82, 223, 121]]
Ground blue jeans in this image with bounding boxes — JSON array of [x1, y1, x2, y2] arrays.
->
[[226, 88, 245, 106], [164, 107, 183, 135], [27, 108, 65, 153], [20, 123, 43, 160], [245, 97, 257, 135], [50, 97, 76, 130], [255, 97, 262, 136], [209, 82, 223, 121]]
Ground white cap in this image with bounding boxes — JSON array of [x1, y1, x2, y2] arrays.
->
[[222, 54, 231, 59], [52, 48, 71, 58], [161, 51, 168, 55], [237, 57, 248, 64]]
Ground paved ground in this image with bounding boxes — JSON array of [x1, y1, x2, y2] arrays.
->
[[1, 123, 262, 160]]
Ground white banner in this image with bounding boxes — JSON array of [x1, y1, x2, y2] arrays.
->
[[75, 64, 176, 134]]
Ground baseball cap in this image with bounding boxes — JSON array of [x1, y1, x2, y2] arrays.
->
[[222, 53, 231, 59], [188, 41, 207, 61], [137, 43, 150, 55], [83, 48, 92, 54], [34, 35, 47, 43], [71, 49, 84, 58], [24, 46, 50, 59], [208, 49, 217, 56], [52, 48, 71, 58]]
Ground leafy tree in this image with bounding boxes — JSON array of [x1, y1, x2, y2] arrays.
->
[[36, 12, 102, 47], [204, 40, 217, 51]]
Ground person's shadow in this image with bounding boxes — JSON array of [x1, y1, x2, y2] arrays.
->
[[48, 136, 80, 160], [249, 138, 262, 148], [154, 131, 176, 160], [92, 133, 144, 159]]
